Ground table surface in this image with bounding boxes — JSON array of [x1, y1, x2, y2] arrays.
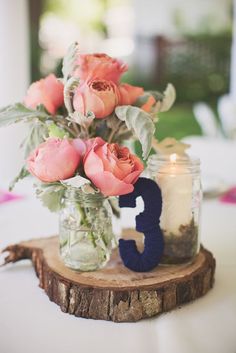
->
[[1, 137, 236, 353]]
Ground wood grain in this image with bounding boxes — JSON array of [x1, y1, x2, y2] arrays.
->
[[1, 230, 215, 322]]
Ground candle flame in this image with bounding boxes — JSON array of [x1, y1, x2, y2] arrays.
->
[[170, 153, 177, 163]]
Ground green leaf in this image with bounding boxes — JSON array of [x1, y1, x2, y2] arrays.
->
[[62, 42, 79, 82], [0, 103, 50, 127], [48, 122, 68, 138], [35, 182, 66, 212], [115, 105, 155, 159], [9, 167, 29, 191]]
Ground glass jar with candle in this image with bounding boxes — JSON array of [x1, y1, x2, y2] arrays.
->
[[147, 154, 202, 264]]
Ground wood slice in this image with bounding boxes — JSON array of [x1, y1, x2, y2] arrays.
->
[[1, 230, 216, 322]]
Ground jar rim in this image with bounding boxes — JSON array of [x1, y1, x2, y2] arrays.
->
[[147, 153, 201, 175], [64, 188, 106, 203], [148, 154, 200, 166]]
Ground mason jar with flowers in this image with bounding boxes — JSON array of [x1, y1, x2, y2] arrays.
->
[[0, 42, 176, 271]]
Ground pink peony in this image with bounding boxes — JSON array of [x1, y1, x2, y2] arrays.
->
[[74, 53, 128, 84], [24, 74, 64, 115], [73, 79, 120, 119], [84, 138, 144, 196], [27, 138, 81, 182], [118, 83, 144, 105]]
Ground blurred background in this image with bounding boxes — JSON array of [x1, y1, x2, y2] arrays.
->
[[0, 0, 235, 181], [28, 0, 233, 140]]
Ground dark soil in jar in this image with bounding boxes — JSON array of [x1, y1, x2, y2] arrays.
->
[[160, 218, 199, 265]]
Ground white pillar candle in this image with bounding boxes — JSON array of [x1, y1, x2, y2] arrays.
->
[[156, 154, 193, 236]]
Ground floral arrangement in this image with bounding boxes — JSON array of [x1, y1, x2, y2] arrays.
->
[[0, 42, 175, 210]]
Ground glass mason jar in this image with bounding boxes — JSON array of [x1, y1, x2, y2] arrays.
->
[[147, 154, 202, 264], [59, 188, 114, 271]]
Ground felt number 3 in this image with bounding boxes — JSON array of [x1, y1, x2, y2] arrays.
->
[[119, 177, 164, 272]]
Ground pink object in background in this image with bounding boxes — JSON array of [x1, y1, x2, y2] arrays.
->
[[0, 190, 23, 204], [220, 187, 236, 204]]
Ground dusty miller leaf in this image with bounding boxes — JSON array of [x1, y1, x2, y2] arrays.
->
[[9, 167, 29, 191], [67, 111, 95, 128], [8, 120, 48, 190], [106, 113, 123, 130], [61, 175, 90, 188], [62, 42, 79, 83], [22, 121, 48, 158], [61, 176, 97, 194], [0, 103, 50, 127], [160, 84, 176, 112], [115, 105, 155, 159], [64, 77, 80, 114], [35, 182, 66, 212]]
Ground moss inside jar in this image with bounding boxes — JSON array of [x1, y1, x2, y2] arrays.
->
[[161, 218, 199, 264]]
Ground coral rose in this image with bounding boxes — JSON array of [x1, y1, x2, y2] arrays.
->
[[27, 138, 81, 183], [24, 74, 64, 115], [84, 138, 144, 196], [73, 79, 120, 119], [118, 83, 144, 105], [74, 53, 128, 84]]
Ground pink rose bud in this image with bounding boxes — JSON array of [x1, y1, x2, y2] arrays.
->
[[73, 79, 120, 119], [74, 53, 128, 84], [24, 74, 64, 115], [27, 138, 81, 183], [141, 95, 156, 112], [84, 138, 144, 196], [118, 83, 144, 105]]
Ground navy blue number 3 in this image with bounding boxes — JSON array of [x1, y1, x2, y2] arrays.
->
[[118, 177, 164, 272]]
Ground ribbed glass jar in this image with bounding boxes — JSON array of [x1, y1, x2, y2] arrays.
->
[[147, 154, 202, 264], [59, 189, 114, 271]]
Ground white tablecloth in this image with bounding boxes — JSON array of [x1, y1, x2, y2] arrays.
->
[[0, 137, 236, 353]]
